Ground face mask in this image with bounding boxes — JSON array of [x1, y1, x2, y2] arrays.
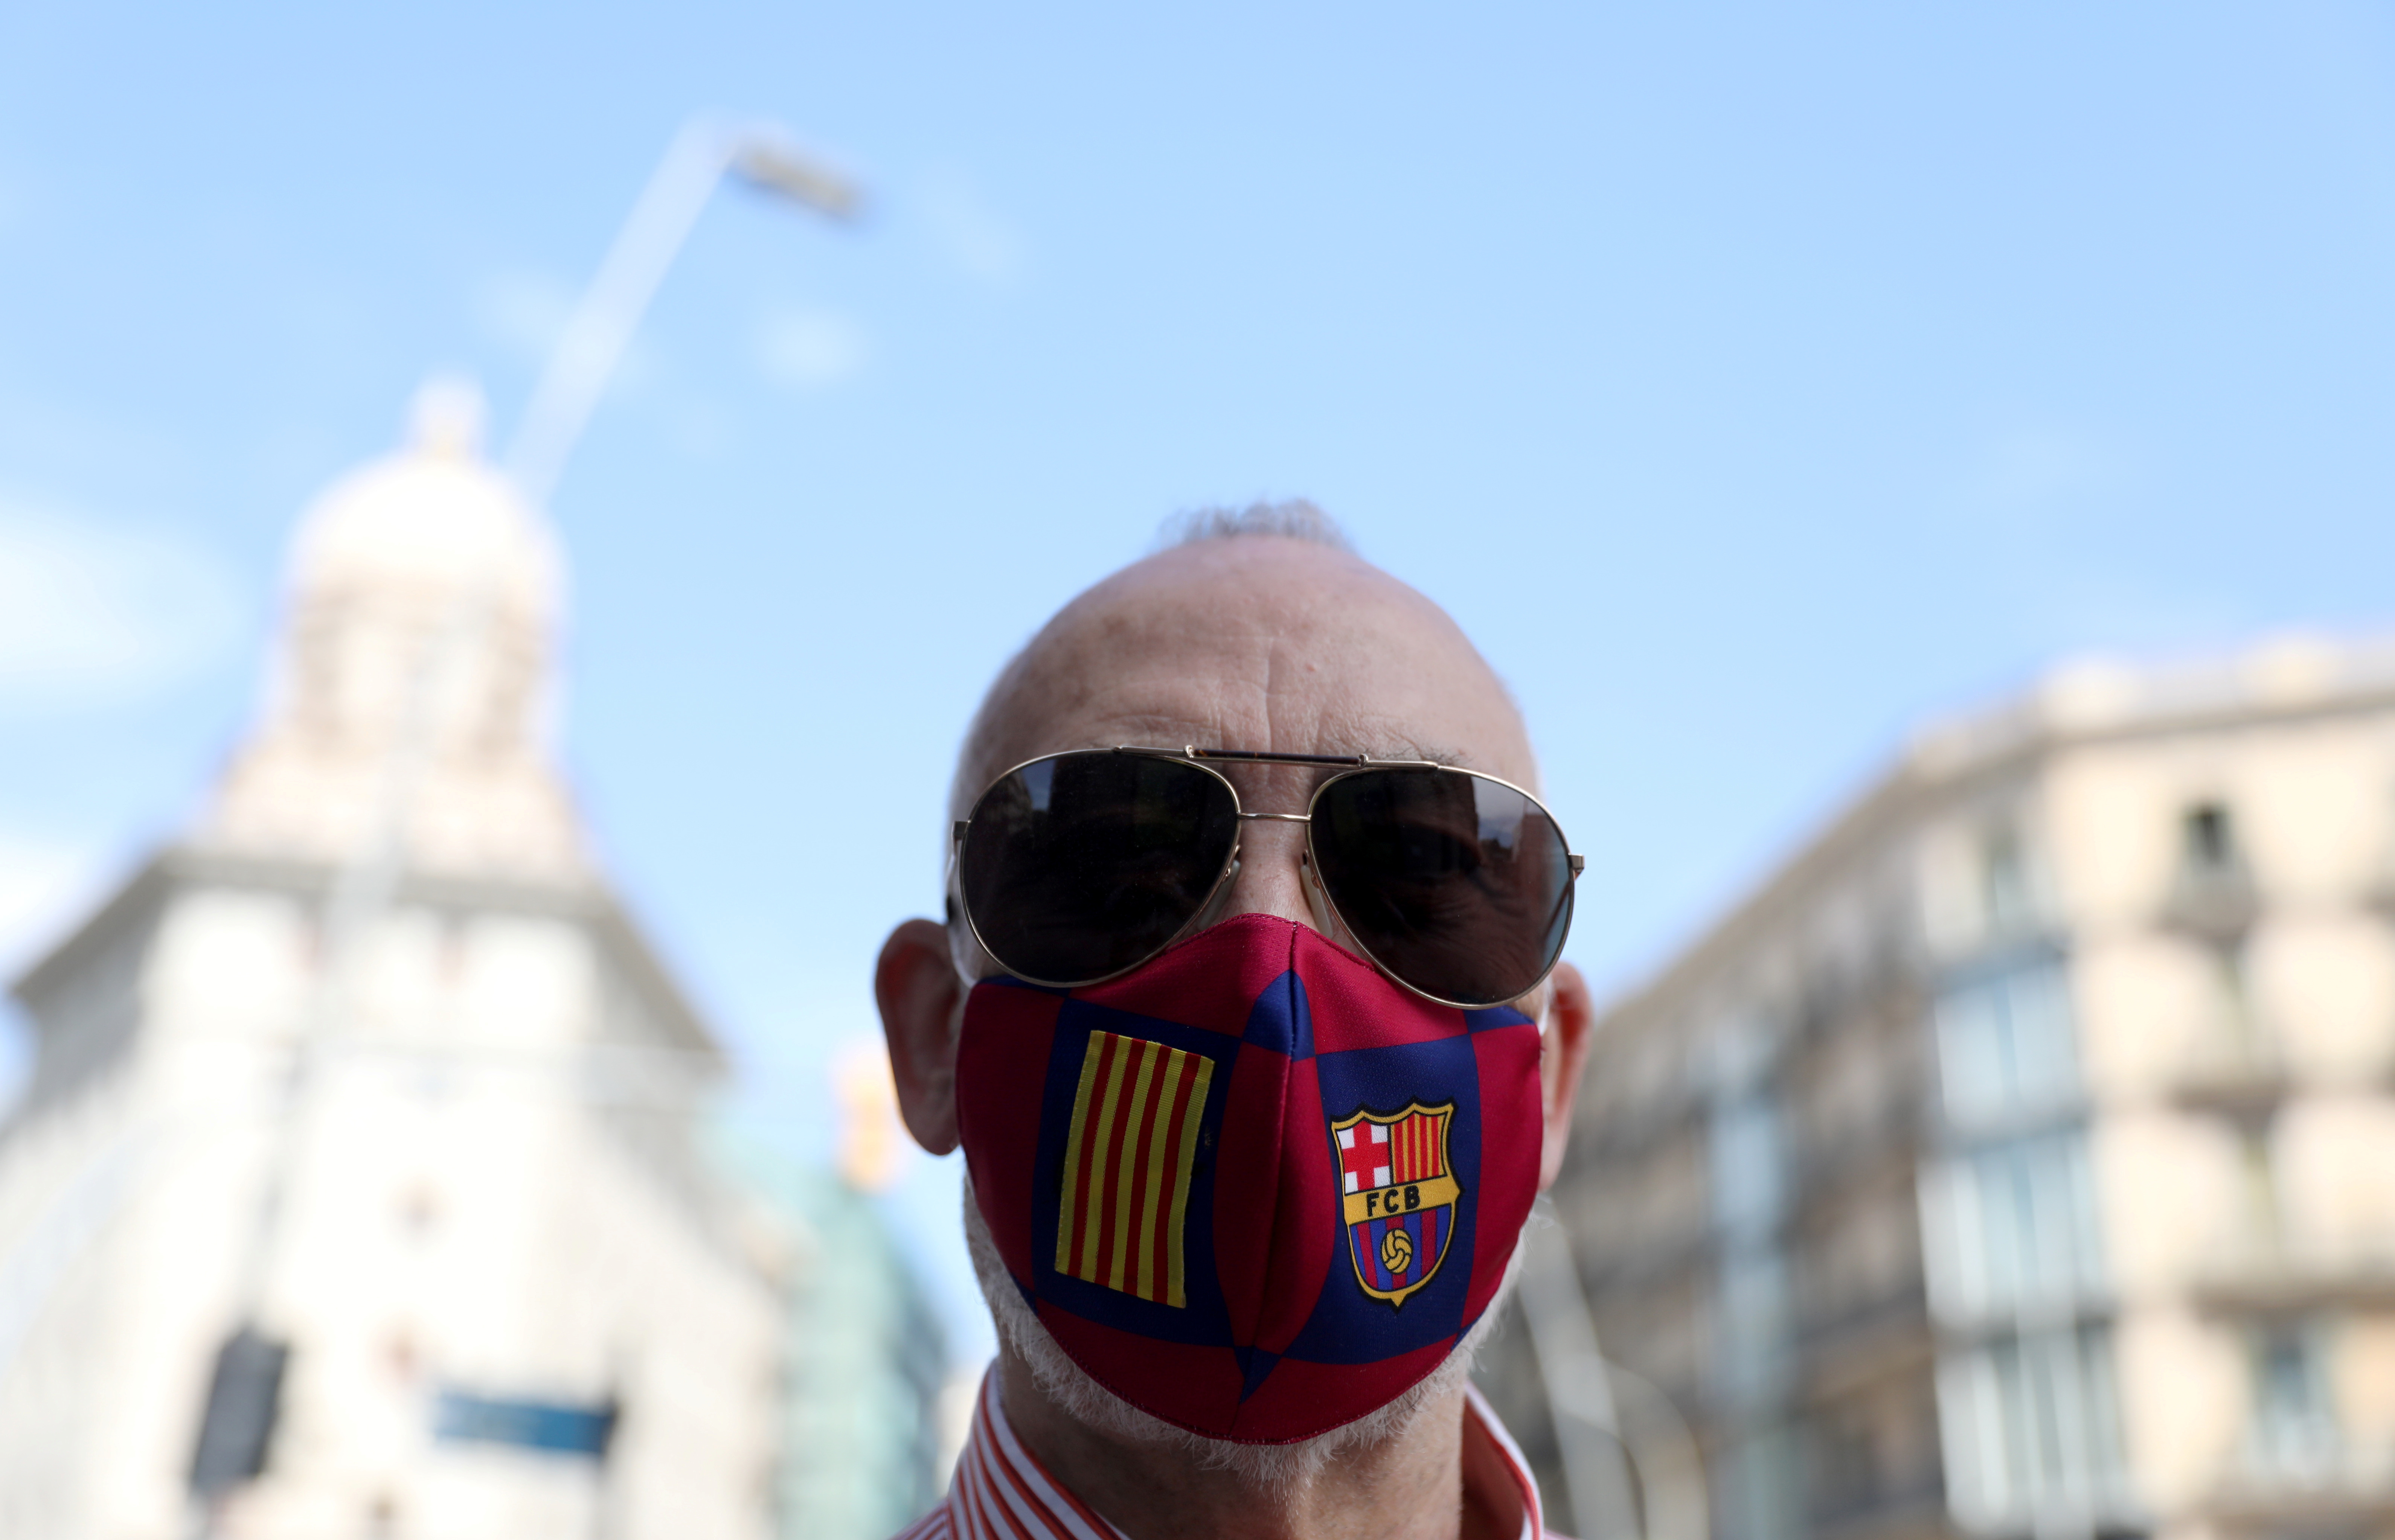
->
[[955, 912, 1545, 1443]]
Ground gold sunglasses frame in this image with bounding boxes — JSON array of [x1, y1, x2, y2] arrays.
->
[[948, 745, 1584, 1010]]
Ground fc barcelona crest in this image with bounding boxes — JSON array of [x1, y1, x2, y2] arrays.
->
[[1330, 1102, 1462, 1308]]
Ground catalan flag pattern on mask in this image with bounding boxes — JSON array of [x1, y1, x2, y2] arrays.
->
[[1054, 1028, 1214, 1307]]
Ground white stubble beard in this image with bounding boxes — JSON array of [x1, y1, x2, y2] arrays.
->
[[959, 1169, 1524, 1499]]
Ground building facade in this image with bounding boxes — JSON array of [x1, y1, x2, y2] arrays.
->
[[0, 387, 787, 1540], [768, 1166, 949, 1538], [720, 1043, 956, 1540], [1512, 640, 2395, 1540]]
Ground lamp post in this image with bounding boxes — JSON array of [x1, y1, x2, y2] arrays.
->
[[1518, 1209, 1710, 1540], [186, 114, 857, 1540], [506, 116, 859, 509]]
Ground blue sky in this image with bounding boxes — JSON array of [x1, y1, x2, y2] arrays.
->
[[4, 1, 2393, 1362]]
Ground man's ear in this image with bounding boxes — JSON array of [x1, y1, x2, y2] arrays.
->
[[1538, 961, 1597, 1191], [875, 919, 968, 1156]]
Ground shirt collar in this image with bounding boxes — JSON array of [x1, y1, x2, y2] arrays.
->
[[898, 1371, 1546, 1540]]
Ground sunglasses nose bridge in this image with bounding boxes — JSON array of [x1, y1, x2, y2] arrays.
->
[[1206, 810, 1327, 935]]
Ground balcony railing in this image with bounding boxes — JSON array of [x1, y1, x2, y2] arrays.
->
[[2205, 1440, 2395, 1527], [2164, 1031, 2289, 1113], [2160, 864, 2260, 940], [2191, 1240, 2395, 1312]]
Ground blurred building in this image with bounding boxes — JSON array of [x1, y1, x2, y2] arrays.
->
[[1505, 638, 2395, 1540], [0, 387, 787, 1539], [721, 1045, 954, 1540], [763, 1171, 949, 1538]]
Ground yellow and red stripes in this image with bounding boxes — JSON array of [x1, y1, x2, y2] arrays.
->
[[1389, 1109, 1448, 1184], [1054, 1030, 1212, 1307]]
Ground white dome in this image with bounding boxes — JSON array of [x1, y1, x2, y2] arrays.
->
[[200, 377, 590, 883], [290, 379, 561, 618]]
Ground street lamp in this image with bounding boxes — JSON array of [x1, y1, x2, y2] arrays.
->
[[506, 116, 860, 509]]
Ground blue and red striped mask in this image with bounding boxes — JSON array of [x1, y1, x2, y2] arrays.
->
[[956, 912, 1545, 1443]]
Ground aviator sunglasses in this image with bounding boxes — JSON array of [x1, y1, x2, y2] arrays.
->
[[951, 746, 1583, 1010]]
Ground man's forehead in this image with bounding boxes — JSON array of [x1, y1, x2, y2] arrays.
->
[[954, 537, 1533, 809]]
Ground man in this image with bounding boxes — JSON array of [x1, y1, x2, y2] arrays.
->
[[876, 504, 1596, 1540]]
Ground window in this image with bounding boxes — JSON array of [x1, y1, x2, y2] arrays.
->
[[1720, 1426, 1802, 1540], [1715, 1249, 1791, 1404], [1924, 1130, 2105, 1321], [2249, 1322, 2338, 1477], [1711, 1094, 1784, 1237], [1982, 824, 2035, 938], [2199, 940, 2277, 1070], [2183, 802, 2239, 876], [2211, 941, 2252, 1030], [2235, 1120, 2282, 1251], [1938, 1325, 2130, 1531], [2166, 801, 2257, 934], [1936, 960, 2081, 1125]]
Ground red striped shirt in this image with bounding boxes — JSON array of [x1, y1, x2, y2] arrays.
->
[[890, 1371, 1549, 1540]]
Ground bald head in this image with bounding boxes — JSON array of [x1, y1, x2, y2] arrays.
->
[[952, 535, 1533, 821]]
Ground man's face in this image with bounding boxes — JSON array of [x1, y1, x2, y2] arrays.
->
[[952, 535, 1540, 972], [868, 530, 1600, 1476], [880, 532, 1591, 1196]]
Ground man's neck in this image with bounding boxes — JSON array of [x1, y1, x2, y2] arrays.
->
[[996, 1348, 1511, 1540]]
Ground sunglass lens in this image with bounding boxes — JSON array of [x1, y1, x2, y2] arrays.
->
[[960, 754, 1239, 984], [1310, 769, 1573, 1007]]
